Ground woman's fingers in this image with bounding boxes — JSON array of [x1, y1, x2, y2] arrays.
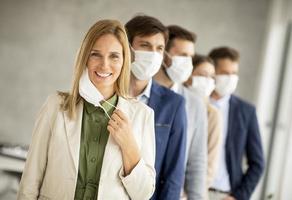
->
[[107, 125, 115, 133], [108, 118, 119, 129], [111, 112, 123, 123], [113, 109, 128, 122]]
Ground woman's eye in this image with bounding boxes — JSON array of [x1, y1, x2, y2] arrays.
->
[[90, 52, 101, 58], [110, 54, 120, 60]]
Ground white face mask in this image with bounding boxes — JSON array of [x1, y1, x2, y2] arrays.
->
[[131, 50, 163, 80], [189, 76, 215, 97], [79, 68, 116, 119], [215, 74, 239, 97], [166, 56, 193, 84]]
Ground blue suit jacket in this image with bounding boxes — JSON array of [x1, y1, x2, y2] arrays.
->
[[226, 95, 265, 200], [149, 81, 187, 200]]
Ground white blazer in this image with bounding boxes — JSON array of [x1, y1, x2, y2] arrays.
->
[[17, 93, 156, 200]]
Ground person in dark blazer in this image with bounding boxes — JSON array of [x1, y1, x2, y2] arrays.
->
[[208, 46, 265, 200], [125, 15, 187, 200]]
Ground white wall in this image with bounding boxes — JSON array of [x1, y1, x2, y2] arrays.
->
[[0, 0, 269, 145]]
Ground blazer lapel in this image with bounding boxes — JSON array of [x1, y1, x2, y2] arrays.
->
[[148, 81, 163, 111], [63, 100, 84, 173], [100, 96, 134, 178], [226, 96, 236, 150]]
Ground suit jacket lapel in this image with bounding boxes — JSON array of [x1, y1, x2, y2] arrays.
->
[[226, 96, 236, 150], [63, 100, 84, 173], [148, 81, 163, 111]]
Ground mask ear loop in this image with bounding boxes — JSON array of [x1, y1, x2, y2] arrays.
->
[[99, 100, 118, 119]]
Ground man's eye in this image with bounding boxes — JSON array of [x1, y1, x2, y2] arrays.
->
[[158, 47, 164, 51]]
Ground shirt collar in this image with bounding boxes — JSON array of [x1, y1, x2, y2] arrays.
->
[[210, 94, 231, 108], [85, 94, 118, 114], [170, 83, 179, 93], [137, 79, 152, 100]]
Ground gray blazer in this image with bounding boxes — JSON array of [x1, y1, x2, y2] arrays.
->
[[176, 85, 208, 200]]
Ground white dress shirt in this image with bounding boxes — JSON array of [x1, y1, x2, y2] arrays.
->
[[137, 79, 152, 104], [210, 95, 231, 192]]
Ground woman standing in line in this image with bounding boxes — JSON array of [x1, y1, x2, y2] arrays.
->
[[17, 19, 156, 200]]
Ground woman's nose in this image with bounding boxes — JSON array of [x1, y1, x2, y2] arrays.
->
[[99, 57, 110, 69]]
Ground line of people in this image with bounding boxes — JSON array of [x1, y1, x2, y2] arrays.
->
[[17, 15, 265, 200]]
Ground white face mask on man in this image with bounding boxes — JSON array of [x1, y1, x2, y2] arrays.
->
[[79, 68, 117, 119], [214, 74, 239, 97], [166, 56, 193, 84], [189, 76, 215, 97], [131, 50, 163, 80]]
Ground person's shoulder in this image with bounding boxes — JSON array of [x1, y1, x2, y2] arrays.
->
[[153, 82, 185, 103], [208, 103, 219, 114], [40, 92, 66, 114], [231, 95, 256, 112], [207, 103, 221, 120], [120, 96, 154, 115], [45, 92, 64, 106], [47, 92, 63, 102], [182, 86, 204, 104]]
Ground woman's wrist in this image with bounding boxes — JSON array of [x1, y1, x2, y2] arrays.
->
[[121, 142, 141, 176]]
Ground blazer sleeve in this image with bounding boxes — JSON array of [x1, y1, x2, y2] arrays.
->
[[184, 100, 208, 200], [232, 108, 265, 200], [17, 96, 55, 200], [119, 108, 156, 200], [157, 97, 187, 200]]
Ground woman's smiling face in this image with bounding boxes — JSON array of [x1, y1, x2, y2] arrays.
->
[[87, 33, 124, 98]]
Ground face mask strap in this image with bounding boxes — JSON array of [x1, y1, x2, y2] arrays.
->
[[99, 100, 117, 119], [102, 100, 117, 109]]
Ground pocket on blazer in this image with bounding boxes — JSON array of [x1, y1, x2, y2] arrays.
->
[[155, 124, 171, 145], [155, 123, 171, 128]]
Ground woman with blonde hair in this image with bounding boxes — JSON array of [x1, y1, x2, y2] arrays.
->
[[17, 19, 156, 200]]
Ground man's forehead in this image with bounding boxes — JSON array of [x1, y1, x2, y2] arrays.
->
[[134, 34, 165, 44]]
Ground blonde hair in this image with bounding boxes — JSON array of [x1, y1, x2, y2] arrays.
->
[[59, 19, 131, 119]]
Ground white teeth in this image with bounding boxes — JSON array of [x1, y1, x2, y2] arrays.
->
[[96, 72, 111, 77]]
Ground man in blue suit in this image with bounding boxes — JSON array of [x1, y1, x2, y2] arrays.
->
[[125, 15, 187, 200], [208, 47, 265, 200]]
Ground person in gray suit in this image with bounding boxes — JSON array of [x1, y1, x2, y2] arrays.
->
[[154, 25, 208, 200]]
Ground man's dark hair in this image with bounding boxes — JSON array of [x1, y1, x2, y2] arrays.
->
[[125, 15, 168, 44], [208, 46, 240, 66], [166, 25, 197, 51], [192, 54, 214, 70]]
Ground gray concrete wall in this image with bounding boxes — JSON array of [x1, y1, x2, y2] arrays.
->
[[0, 0, 268, 144]]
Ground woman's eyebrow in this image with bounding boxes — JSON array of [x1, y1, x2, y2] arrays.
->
[[90, 49, 100, 52], [110, 51, 122, 55]]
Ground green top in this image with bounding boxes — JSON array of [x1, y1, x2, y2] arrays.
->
[[74, 95, 118, 200]]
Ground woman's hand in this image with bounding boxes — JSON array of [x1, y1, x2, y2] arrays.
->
[[107, 109, 141, 176]]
